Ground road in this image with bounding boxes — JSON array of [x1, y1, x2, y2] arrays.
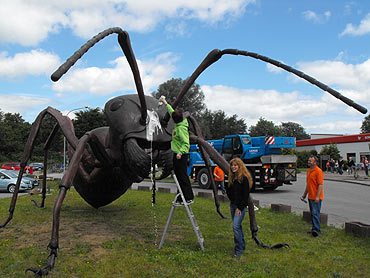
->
[[0, 192, 29, 199]]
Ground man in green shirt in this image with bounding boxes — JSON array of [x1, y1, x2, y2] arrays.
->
[[160, 97, 194, 204]]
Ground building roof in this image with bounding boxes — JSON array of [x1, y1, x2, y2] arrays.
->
[[296, 133, 370, 147]]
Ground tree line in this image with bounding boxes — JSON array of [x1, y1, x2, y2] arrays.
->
[[1, 77, 369, 165]]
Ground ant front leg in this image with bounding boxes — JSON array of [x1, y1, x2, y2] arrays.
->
[[1, 106, 78, 228], [26, 134, 89, 276], [187, 115, 227, 218]]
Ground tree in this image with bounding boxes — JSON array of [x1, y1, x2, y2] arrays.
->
[[248, 117, 282, 137], [32, 113, 64, 161], [361, 114, 370, 133], [197, 109, 247, 139], [320, 144, 341, 161], [0, 112, 31, 161], [152, 78, 206, 118], [280, 122, 310, 140], [295, 150, 318, 168], [73, 108, 107, 139]]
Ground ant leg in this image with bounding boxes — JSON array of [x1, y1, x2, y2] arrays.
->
[[32, 123, 60, 208], [187, 115, 227, 219], [0, 109, 49, 228], [26, 135, 89, 276], [187, 116, 289, 248], [1, 107, 78, 228]]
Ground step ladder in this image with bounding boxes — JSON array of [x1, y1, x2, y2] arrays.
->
[[158, 171, 204, 250]]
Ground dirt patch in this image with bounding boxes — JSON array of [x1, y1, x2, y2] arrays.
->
[[2, 218, 121, 256]]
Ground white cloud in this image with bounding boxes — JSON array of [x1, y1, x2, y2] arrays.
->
[[302, 10, 319, 22], [266, 63, 284, 74], [305, 120, 362, 134], [324, 11, 331, 20], [340, 13, 370, 36], [0, 94, 50, 115], [0, 0, 68, 46], [0, 0, 254, 46], [0, 50, 60, 78], [201, 85, 331, 126], [296, 59, 370, 106], [201, 77, 367, 135], [302, 10, 331, 24], [52, 52, 178, 95]]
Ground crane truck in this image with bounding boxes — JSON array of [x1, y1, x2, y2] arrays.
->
[[188, 134, 297, 191]]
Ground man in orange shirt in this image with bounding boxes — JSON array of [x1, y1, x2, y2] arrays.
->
[[301, 156, 324, 237], [214, 165, 225, 194]]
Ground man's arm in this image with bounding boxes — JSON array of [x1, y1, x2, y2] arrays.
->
[[301, 187, 308, 200], [315, 184, 323, 203]]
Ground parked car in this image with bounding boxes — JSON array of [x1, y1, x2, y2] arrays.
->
[[1, 163, 34, 174], [0, 169, 39, 188], [0, 170, 32, 193], [28, 162, 44, 171]]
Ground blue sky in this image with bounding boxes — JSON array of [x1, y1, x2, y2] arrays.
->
[[0, 0, 369, 135]]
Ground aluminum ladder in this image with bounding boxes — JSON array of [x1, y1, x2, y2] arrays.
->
[[158, 171, 204, 250]]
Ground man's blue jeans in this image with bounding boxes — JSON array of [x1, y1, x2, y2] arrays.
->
[[308, 199, 322, 233], [230, 204, 247, 255]]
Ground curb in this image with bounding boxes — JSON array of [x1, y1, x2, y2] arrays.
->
[[324, 178, 370, 187]]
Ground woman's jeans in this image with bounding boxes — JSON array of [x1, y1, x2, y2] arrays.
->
[[308, 199, 322, 233], [230, 204, 247, 255]]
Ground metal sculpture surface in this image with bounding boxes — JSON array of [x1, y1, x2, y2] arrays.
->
[[0, 27, 367, 276]]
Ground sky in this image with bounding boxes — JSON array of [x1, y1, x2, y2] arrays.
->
[[0, 0, 370, 135]]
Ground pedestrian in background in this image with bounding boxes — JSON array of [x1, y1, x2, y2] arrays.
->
[[326, 160, 330, 172], [338, 159, 344, 175], [301, 156, 324, 237], [348, 158, 355, 175], [363, 157, 369, 177], [329, 159, 335, 173], [214, 165, 226, 194], [225, 158, 253, 258]]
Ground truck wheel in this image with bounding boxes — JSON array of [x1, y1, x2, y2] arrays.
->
[[197, 168, 211, 189]]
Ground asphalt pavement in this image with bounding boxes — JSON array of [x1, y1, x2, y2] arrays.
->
[[322, 169, 370, 187]]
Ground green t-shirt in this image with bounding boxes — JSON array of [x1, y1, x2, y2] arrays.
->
[[166, 104, 190, 154]]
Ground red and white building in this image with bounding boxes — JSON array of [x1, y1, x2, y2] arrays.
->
[[296, 133, 370, 163]]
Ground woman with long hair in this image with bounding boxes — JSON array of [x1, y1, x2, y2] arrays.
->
[[226, 158, 253, 258]]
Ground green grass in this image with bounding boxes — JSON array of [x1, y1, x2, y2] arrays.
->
[[0, 181, 369, 278], [297, 168, 308, 173]]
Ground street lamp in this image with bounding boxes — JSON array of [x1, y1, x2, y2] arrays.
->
[[63, 106, 90, 173]]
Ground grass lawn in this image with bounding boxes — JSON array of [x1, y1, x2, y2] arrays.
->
[[0, 181, 369, 278]]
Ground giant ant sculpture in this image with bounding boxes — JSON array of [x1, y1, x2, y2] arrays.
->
[[0, 27, 367, 276]]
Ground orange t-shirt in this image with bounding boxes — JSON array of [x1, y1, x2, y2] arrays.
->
[[306, 166, 324, 200], [214, 166, 224, 181]]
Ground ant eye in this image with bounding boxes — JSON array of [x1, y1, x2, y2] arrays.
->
[[110, 99, 124, 111]]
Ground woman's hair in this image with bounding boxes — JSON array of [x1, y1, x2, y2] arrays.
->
[[171, 110, 183, 124], [228, 158, 253, 189]]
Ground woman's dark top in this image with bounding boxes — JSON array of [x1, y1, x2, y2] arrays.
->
[[225, 176, 250, 210]]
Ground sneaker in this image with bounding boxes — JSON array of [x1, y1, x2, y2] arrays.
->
[[312, 230, 319, 237], [174, 197, 183, 205], [231, 253, 241, 259], [186, 199, 194, 205]]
